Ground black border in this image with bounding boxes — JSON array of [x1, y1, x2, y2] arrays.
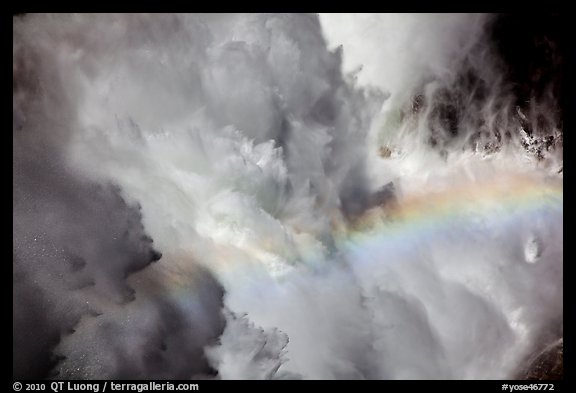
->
[[10, 11, 572, 389]]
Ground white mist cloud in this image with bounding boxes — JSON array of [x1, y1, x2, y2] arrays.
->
[[13, 13, 562, 380], [318, 14, 488, 104], [205, 310, 300, 380]]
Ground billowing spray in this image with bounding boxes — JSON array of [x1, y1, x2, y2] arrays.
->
[[13, 13, 562, 379]]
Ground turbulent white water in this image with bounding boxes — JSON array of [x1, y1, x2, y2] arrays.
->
[[13, 13, 562, 379]]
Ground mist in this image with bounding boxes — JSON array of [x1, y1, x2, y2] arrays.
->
[[13, 13, 563, 379]]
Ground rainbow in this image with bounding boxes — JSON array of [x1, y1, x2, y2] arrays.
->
[[341, 172, 563, 247], [132, 171, 562, 299]]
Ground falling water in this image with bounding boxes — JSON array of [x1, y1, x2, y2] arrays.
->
[[13, 13, 562, 379]]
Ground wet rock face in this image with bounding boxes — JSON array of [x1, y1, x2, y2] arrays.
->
[[517, 339, 563, 380], [490, 13, 565, 122], [489, 13, 565, 159], [402, 13, 565, 159]]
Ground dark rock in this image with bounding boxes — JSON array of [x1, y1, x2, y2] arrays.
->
[[517, 338, 563, 380]]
